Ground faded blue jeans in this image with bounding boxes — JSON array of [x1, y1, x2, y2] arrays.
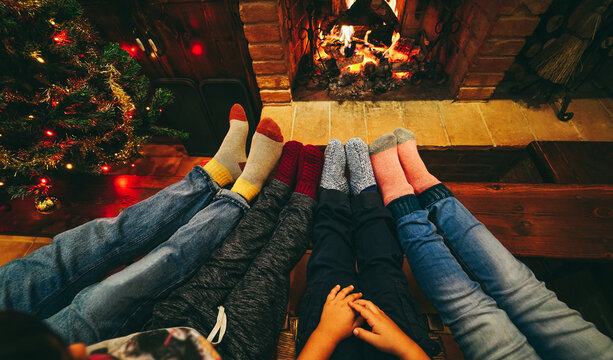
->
[[389, 184, 613, 360], [0, 166, 249, 345]]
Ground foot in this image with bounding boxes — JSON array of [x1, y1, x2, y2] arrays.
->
[[394, 128, 440, 194], [369, 133, 414, 205], [345, 138, 376, 195], [231, 117, 284, 202], [295, 145, 324, 199], [203, 104, 249, 186], [275, 141, 304, 187], [320, 139, 349, 193]]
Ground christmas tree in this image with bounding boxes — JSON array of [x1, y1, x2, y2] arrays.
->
[[0, 0, 182, 200]]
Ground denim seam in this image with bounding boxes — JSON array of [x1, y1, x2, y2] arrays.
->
[[33, 168, 217, 315]]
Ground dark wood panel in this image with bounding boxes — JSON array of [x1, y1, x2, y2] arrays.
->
[[528, 141, 613, 184], [2, 177, 612, 260], [77, 0, 262, 113]]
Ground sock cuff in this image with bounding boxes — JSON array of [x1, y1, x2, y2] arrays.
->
[[203, 159, 234, 187], [417, 183, 453, 208], [387, 194, 422, 219], [295, 181, 318, 199], [231, 177, 260, 202]]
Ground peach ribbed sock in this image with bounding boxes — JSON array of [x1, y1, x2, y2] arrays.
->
[[394, 128, 440, 194], [369, 134, 414, 205]]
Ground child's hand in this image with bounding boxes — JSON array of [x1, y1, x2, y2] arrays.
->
[[315, 285, 364, 345], [349, 299, 430, 360]]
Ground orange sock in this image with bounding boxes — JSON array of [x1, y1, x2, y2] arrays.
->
[[394, 128, 440, 194], [369, 134, 414, 205]]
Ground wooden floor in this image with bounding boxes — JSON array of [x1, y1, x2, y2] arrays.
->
[[262, 98, 613, 147]]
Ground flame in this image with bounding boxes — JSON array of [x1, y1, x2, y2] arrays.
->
[[346, 0, 356, 8], [388, 0, 398, 17], [339, 25, 354, 50], [392, 71, 411, 79], [345, 63, 362, 73]]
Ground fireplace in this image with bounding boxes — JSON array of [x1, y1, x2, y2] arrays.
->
[[238, 0, 553, 104]]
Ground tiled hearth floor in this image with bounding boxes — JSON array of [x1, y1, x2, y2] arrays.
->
[[263, 98, 613, 147]]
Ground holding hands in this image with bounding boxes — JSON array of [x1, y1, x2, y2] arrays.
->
[[298, 285, 429, 360]]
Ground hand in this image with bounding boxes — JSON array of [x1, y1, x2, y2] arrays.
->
[[315, 285, 364, 345], [349, 299, 429, 360]]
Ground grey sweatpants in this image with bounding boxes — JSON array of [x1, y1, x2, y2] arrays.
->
[[148, 179, 315, 359]]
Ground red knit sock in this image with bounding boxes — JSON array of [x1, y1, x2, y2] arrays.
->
[[295, 145, 324, 199], [275, 141, 304, 187]]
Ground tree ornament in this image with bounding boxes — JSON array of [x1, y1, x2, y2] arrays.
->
[[35, 196, 61, 214]]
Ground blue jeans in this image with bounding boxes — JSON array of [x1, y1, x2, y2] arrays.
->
[[0, 167, 249, 345], [391, 184, 613, 360]]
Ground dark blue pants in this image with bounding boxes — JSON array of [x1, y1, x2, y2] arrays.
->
[[296, 189, 440, 359]]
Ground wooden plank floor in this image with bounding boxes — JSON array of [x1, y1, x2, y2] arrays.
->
[[2, 176, 612, 260]]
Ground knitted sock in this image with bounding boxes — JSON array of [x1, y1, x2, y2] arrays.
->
[[295, 145, 324, 199], [274, 141, 303, 187], [231, 117, 284, 202], [203, 104, 248, 186], [320, 139, 349, 193], [369, 133, 414, 205], [345, 137, 377, 195], [394, 128, 440, 194]]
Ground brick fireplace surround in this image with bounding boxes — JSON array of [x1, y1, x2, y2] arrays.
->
[[239, 0, 552, 104]]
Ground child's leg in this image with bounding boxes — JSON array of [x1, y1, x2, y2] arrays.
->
[[0, 104, 251, 319], [148, 142, 303, 331], [371, 133, 539, 359], [297, 140, 361, 359], [394, 127, 613, 359], [421, 185, 613, 360], [219, 149, 322, 359]]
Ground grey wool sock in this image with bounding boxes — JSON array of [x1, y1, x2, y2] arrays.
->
[[320, 139, 348, 193], [345, 137, 376, 194]]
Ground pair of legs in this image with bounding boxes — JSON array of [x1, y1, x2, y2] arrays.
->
[[0, 105, 285, 345], [297, 139, 440, 359], [148, 141, 325, 360], [371, 128, 613, 359]]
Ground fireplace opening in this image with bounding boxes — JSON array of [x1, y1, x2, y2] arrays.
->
[[292, 0, 460, 100]]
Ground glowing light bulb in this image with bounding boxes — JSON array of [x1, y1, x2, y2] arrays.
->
[[0, 181, 5, 186], [40, 178, 48, 184], [66, 163, 73, 170], [45, 130, 54, 136], [101, 165, 110, 172], [130, 163, 136, 168], [28, 115, 35, 119]]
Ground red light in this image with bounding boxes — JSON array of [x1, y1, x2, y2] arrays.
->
[[51, 100, 59, 107], [101, 165, 110, 172], [121, 44, 138, 57], [40, 178, 48, 184], [130, 163, 136, 168], [191, 43, 204, 56], [45, 130, 54, 136], [52, 30, 71, 45]]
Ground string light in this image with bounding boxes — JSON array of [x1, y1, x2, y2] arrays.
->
[[66, 163, 73, 170], [0, 181, 4, 186], [40, 177, 48, 184], [30, 51, 45, 63], [146, 106, 150, 111], [101, 165, 110, 172], [49, 19, 56, 25], [130, 163, 136, 168], [45, 130, 55, 136], [28, 115, 35, 119]]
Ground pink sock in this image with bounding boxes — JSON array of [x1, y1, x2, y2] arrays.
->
[[394, 128, 440, 194], [369, 134, 414, 205]]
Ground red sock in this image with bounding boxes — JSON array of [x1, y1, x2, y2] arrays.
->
[[275, 141, 304, 187], [369, 134, 414, 205], [295, 145, 324, 199]]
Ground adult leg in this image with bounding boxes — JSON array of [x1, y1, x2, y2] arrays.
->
[[297, 140, 361, 359], [421, 184, 613, 360], [43, 117, 286, 345], [43, 189, 249, 345], [0, 104, 252, 318], [148, 142, 304, 331], [0, 166, 218, 318], [370, 133, 539, 360]]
